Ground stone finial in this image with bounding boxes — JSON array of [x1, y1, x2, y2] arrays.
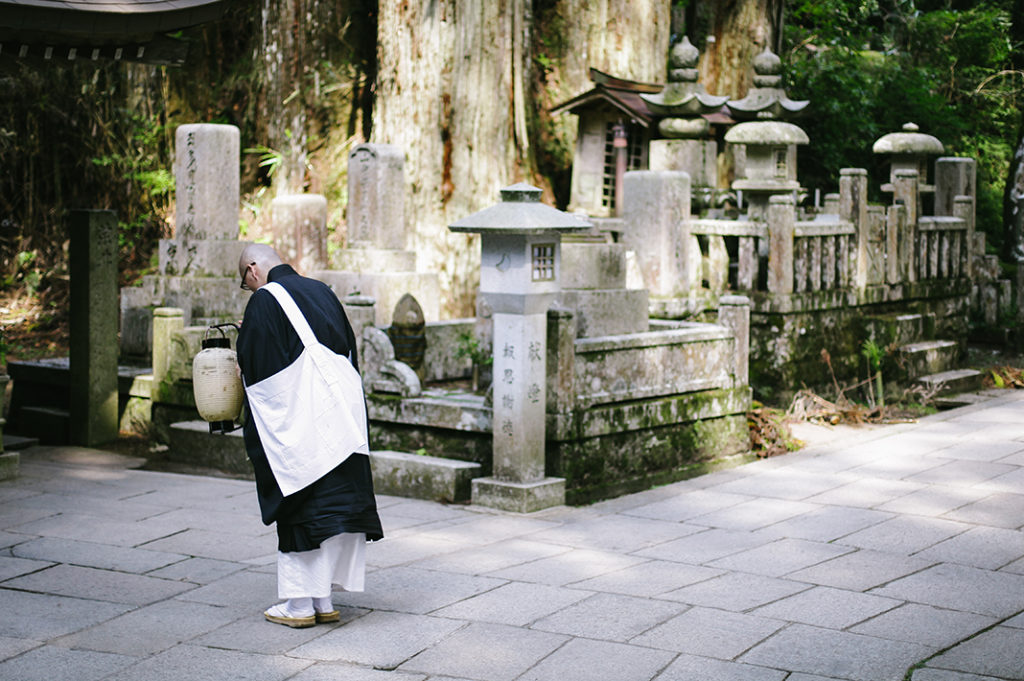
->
[[727, 47, 808, 121], [641, 36, 728, 139]]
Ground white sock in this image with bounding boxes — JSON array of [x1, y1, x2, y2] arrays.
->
[[314, 597, 334, 613], [285, 597, 313, 617]]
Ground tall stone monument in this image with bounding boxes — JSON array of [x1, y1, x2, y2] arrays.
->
[[450, 184, 590, 512], [315, 144, 440, 327], [120, 124, 250, 359]]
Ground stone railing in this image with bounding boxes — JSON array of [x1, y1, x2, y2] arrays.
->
[[689, 219, 765, 293], [914, 215, 970, 282], [792, 219, 858, 293]]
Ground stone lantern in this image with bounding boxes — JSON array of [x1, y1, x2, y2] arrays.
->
[[450, 184, 590, 512], [725, 120, 808, 221], [873, 122, 944, 194]]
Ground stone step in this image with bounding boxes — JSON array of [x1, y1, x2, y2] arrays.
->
[[916, 368, 984, 398], [167, 420, 483, 503], [897, 339, 959, 379], [863, 312, 931, 347]]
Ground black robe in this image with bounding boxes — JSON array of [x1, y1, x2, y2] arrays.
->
[[236, 264, 383, 552]]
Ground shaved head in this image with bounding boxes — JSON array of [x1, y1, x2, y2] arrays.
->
[[239, 244, 284, 291]]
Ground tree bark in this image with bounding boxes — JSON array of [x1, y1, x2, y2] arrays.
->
[[689, 0, 784, 100]]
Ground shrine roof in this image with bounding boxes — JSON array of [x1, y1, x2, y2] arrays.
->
[[0, 0, 224, 65]]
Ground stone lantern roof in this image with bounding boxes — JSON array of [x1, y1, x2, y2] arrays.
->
[[640, 36, 728, 117], [727, 47, 808, 121], [724, 121, 809, 146], [872, 123, 944, 155], [449, 184, 592, 235]]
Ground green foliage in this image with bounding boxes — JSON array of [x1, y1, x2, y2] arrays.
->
[[784, 1, 1019, 253], [454, 332, 493, 367]]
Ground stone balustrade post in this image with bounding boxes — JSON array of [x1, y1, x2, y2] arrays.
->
[[342, 294, 377, 368], [546, 306, 577, 416], [152, 308, 185, 398], [767, 194, 795, 294], [935, 157, 976, 217], [885, 203, 907, 285], [718, 295, 750, 387], [839, 168, 869, 290], [954, 195, 975, 278], [893, 169, 920, 229]]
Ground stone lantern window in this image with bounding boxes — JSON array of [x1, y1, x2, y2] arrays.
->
[[531, 243, 556, 281], [774, 147, 787, 178]]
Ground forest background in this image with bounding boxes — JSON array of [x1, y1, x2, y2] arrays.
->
[[0, 0, 1021, 360]]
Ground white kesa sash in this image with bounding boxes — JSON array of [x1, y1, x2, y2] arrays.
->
[[244, 282, 369, 497]]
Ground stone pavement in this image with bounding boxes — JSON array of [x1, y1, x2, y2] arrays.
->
[[2, 390, 1024, 681]]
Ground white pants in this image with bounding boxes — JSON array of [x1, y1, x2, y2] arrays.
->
[[277, 532, 366, 599]]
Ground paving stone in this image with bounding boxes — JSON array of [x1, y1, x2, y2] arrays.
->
[[0, 506, 62, 530], [913, 526, 1024, 569], [804, 478, 925, 509], [688, 498, 822, 531], [518, 637, 675, 681], [835, 516, 971, 554], [630, 606, 785, 659], [291, 611, 464, 668], [102, 642, 311, 681], [870, 563, 1024, 617], [942, 492, 1024, 528], [928, 440, 1024, 463], [911, 669, 1004, 681], [926, 626, 1024, 679], [147, 557, 248, 584], [2, 563, 194, 605], [195, 605, 365, 654], [0, 554, 52, 580], [0, 643, 137, 681], [633, 528, 771, 565], [288, 663, 427, 681], [849, 603, 995, 647], [530, 592, 682, 641], [905, 460, 1018, 486], [739, 623, 933, 681], [410, 538, 568, 575], [11, 536, 185, 573], [417, 515, 559, 546], [708, 538, 853, 577], [570, 559, 724, 597], [139, 528, 276, 562], [979, 466, 1024, 494], [397, 622, 568, 681], [0, 589, 131, 639], [142, 507, 273, 537], [527, 515, 701, 552], [876, 486, 991, 517], [1003, 611, 1024, 628], [365, 533, 465, 568], [708, 469, 853, 501], [8, 491, 173, 522], [653, 653, 787, 681], [788, 549, 936, 591], [337, 565, 505, 614], [175, 567, 277, 611], [622, 490, 754, 523], [7, 513, 185, 548], [847, 455, 948, 481], [487, 548, 647, 586], [750, 585, 902, 629], [431, 581, 592, 626], [54, 598, 241, 656], [658, 572, 810, 611], [753, 506, 894, 543], [0, 635, 41, 661]]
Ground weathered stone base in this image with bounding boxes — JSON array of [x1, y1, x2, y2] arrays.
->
[[471, 476, 566, 513], [0, 451, 19, 480], [370, 450, 482, 503], [168, 420, 250, 474]]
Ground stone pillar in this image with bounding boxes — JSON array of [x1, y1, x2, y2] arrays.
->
[[885, 204, 905, 285], [893, 169, 920, 228], [546, 306, 577, 417], [69, 210, 119, 446], [935, 157, 976, 217], [767, 195, 795, 294], [620, 170, 691, 298], [718, 295, 750, 386], [272, 194, 328, 273], [341, 295, 376, 368], [152, 307, 185, 398], [954, 195, 975, 278], [347, 144, 406, 249], [839, 168, 869, 290]]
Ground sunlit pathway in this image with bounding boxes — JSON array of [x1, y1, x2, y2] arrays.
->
[[2, 389, 1024, 680]]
